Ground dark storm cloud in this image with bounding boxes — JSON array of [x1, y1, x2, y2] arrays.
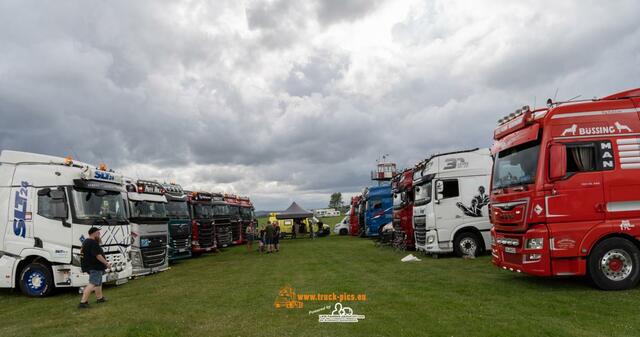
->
[[2, 0, 640, 210]]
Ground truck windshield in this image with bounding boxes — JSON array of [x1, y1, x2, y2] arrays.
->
[[414, 181, 432, 205], [192, 204, 213, 219], [129, 200, 168, 219], [72, 189, 126, 220], [229, 206, 240, 216], [240, 207, 252, 218], [213, 204, 230, 216], [166, 201, 190, 219], [492, 141, 540, 189]]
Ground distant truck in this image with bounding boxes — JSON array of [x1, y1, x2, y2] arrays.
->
[[349, 195, 362, 236], [490, 88, 640, 290], [0, 151, 131, 296], [412, 148, 492, 257], [212, 193, 233, 248], [124, 179, 170, 276], [186, 191, 216, 255], [363, 185, 393, 237], [313, 208, 341, 217], [223, 194, 242, 245], [392, 169, 415, 249], [161, 182, 191, 261], [238, 196, 255, 242]]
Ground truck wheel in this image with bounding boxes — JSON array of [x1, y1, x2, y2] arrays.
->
[[588, 237, 640, 290], [339, 229, 348, 236], [454, 232, 480, 258], [19, 262, 53, 297]]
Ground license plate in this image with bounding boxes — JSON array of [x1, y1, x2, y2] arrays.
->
[[115, 278, 128, 286], [504, 247, 516, 254]]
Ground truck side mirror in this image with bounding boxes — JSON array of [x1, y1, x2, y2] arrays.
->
[[549, 143, 567, 181], [37, 188, 51, 196]]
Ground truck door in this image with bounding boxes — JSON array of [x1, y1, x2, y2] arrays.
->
[[547, 141, 605, 257], [33, 187, 73, 263], [434, 178, 462, 244]]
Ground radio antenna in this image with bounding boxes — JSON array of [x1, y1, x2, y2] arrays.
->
[[553, 88, 559, 102]]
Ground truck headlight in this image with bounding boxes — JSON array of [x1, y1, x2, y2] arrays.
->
[[427, 235, 435, 244], [526, 238, 544, 249]]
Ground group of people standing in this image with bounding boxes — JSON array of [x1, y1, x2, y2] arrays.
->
[[245, 221, 280, 253]]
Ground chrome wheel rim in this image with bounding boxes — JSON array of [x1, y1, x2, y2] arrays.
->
[[600, 249, 633, 282], [460, 237, 477, 256]]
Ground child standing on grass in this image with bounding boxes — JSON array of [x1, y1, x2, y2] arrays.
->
[[259, 228, 265, 252], [246, 221, 256, 252]]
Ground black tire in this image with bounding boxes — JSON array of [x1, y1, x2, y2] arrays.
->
[[588, 237, 640, 290], [18, 262, 53, 297], [339, 228, 348, 236], [453, 232, 481, 258]]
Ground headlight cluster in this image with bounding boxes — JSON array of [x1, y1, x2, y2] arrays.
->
[[496, 238, 520, 246], [525, 238, 544, 249], [427, 235, 435, 244]]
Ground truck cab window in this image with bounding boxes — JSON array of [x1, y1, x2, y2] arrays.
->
[[441, 180, 459, 199], [37, 189, 67, 219], [566, 143, 597, 173]]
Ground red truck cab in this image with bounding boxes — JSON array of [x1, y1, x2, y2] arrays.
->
[[349, 195, 362, 236], [490, 88, 640, 290], [392, 169, 415, 250]]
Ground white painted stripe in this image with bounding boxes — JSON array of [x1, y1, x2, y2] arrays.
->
[[551, 108, 637, 119], [618, 144, 640, 151], [621, 163, 640, 169], [554, 132, 640, 140], [619, 157, 640, 163], [619, 151, 640, 157], [607, 201, 640, 212], [617, 138, 640, 145]]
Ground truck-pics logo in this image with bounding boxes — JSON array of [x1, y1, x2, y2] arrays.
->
[[274, 285, 367, 310], [560, 122, 632, 137], [318, 302, 365, 323], [13, 181, 29, 238]]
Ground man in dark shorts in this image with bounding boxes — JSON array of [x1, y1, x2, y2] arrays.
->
[[273, 223, 281, 252], [265, 221, 274, 253], [78, 227, 111, 309]]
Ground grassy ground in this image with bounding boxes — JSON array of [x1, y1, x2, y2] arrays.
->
[[2, 217, 640, 337]]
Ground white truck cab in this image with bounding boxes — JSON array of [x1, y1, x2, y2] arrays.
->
[[124, 179, 170, 276], [412, 148, 492, 257], [334, 215, 350, 235], [0, 150, 132, 296]]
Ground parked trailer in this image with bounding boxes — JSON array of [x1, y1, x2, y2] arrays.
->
[[0, 151, 131, 296], [124, 179, 170, 276], [490, 88, 640, 290], [213, 193, 233, 248], [161, 183, 191, 261], [186, 191, 216, 255], [412, 148, 492, 257], [392, 169, 415, 250]]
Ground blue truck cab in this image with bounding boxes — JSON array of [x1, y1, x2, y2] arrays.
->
[[364, 185, 393, 237]]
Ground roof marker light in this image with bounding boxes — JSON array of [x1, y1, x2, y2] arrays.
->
[[64, 156, 73, 166]]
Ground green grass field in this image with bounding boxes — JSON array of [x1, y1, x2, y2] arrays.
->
[[2, 215, 640, 337]]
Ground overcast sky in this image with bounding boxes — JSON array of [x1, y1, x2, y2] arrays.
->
[[1, 0, 639, 210]]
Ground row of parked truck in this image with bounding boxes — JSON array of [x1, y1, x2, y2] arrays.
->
[[340, 88, 640, 290], [0, 151, 256, 296]]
